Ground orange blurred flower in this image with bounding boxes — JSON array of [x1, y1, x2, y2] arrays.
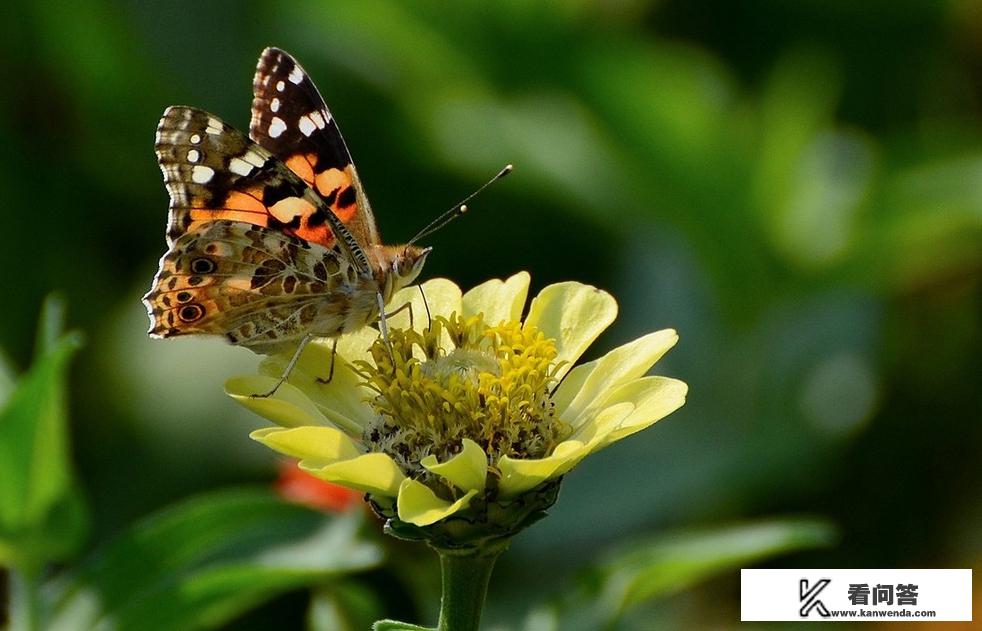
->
[[275, 460, 362, 512]]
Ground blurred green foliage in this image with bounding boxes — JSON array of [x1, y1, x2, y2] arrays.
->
[[43, 492, 382, 630], [1, 0, 980, 628], [0, 297, 87, 574], [527, 519, 836, 630]]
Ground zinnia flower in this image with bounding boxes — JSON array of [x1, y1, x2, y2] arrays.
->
[[226, 272, 687, 547]]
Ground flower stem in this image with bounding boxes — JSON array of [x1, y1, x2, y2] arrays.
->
[[436, 548, 502, 631]]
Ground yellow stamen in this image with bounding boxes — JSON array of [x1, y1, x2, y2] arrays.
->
[[357, 314, 570, 484]]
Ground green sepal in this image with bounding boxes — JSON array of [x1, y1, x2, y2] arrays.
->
[[372, 478, 560, 553]]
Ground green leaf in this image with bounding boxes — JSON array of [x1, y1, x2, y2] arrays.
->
[[372, 621, 434, 631], [44, 489, 383, 631], [542, 518, 836, 629], [0, 297, 86, 571], [309, 582, 384, 631], [0, 348, 16, 408], [35, 293, 67, 357]]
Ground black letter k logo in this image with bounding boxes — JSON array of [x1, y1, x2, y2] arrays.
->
[[799, 579, 831, 618]]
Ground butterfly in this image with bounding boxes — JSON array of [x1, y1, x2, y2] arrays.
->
[[144, 47, 461, 392]]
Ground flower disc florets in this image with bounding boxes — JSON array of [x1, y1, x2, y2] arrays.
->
[[358, 314, 570, 487]]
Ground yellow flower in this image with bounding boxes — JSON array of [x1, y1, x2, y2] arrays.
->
[[226, 272, 687, 544]]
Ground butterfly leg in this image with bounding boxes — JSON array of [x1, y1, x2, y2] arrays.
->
[[376, 291, 395, 362], [251, 334, 313, 398], [315, 337, 340, 385]]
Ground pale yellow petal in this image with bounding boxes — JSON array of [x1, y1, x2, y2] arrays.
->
[[388, 277, 463, 332], [301, 452, 405, 497], [523, 282, 617, 381], [496, 441, 586, 500], [249, 426, 361, 463], [598, 376, 688, 447], [260, 338, 376, 435], [335, 327, 381, 363], [461, 271, 531, 325], [225, 376, 329, 428], [420, 438, 488, 492], [396, 479, 478, 526], [557, 329, 679, 426], [496, 403, 633, 498], [548, 360, 593, 420]]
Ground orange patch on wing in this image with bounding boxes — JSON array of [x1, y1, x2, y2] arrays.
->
[[190, 208, 269, 225], [294, 223, 334, 247], [186, 187, 270, 229], [284, 153, 317, 186], [269, 196, 316, 224], [225, 190, 268, 214], [314, 167, 358, 222], [314, 168, 349, 199]]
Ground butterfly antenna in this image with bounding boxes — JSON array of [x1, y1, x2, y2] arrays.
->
[[407, 164, 513, 246]]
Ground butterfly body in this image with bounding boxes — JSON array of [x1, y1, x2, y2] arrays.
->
[[144, 48, 430, 354]]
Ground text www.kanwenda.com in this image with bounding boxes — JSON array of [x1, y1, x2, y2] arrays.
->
[[829, 609, 936, 618]]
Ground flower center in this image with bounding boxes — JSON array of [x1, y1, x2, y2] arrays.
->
[[358, 313, 569, 480]]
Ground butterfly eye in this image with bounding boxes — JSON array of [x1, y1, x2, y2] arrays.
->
[[191, 258, 216, 274], [178, 304, 205, 322]]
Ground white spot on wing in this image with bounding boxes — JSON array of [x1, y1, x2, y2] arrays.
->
[[270, 97, 280, 113], [191, 165, 215, 184], [268, 116, 287, 138], [206, 118, 222, 135], [288, 66, 304, 84], [309, 110, 326, 129], [242, 150, 266, 168], [189, 133, 201, 144], [228, 157, 253, 177], [298, 115, 316, 137], [276, 80, 285, 92], [186, 149, 200, 162]]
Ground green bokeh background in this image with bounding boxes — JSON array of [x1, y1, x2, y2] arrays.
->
[[1, 0, 980, 627]]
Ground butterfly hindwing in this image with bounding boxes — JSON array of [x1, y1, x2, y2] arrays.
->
[[143, 220, 359, 353], [250, 47, 380, 247]]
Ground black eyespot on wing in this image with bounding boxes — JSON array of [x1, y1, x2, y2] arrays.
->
[[191, 258, 216, 274], [179, 304, 205, 322]]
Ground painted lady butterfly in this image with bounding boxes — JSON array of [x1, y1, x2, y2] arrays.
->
[[144, 47, 469, 390]]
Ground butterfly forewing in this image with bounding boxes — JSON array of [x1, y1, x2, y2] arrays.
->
[[250, 47, 380, 247], [155, 106, 341, 249]]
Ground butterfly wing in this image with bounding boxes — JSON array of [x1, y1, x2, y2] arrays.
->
[[146, 106, 373, 349], [250, 47, 381, 248], [144, 220, 356, 354], [155, 106, 370, 268]]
